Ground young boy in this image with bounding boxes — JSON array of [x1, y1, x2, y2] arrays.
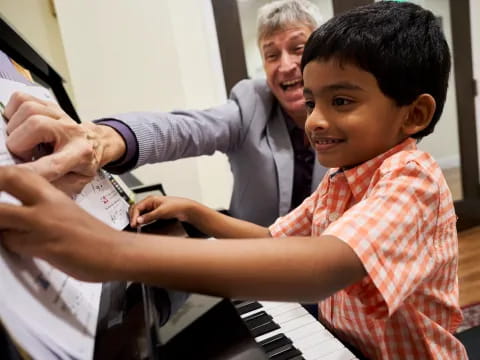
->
[[129, 1, 466, 358], [0, 2, 467, 359]]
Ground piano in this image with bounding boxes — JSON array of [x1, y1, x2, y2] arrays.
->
[[154, 295, 361, 360], [234, 300, 359, 360]]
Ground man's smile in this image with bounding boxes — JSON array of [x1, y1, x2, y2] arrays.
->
[[280, 78, 303, 91]]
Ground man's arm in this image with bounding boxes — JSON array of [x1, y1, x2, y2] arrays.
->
[[4, 82, 249, 191], [0, 166, 365, 302]]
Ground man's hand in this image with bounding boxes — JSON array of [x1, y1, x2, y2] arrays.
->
[[0, 166, 122, 282], [4, 92, 125, 195]]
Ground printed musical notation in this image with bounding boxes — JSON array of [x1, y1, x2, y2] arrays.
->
[[4, 251, 99, 335], [0, 245, 101, 359], [74, 170, 130, 230]]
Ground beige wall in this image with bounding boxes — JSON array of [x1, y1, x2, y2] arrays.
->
[[0, 0, 73, 98]]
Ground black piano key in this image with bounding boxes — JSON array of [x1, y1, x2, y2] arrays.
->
[[234, 300, 263, 315], [242, 309, 281, 338], [250, 321, 280, 338], [158, 299, 269, 359], [259, 333, 292, 353], [269, 344, 302, 360], [286, 356, 305, 360], [244, 311, 271, 325]]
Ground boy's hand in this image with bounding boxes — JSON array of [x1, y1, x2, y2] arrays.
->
[[0, 166, 122, 282], [129, 195, 196, 228]]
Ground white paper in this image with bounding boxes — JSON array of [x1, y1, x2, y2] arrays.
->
[[75, 171, 130, 229], [0, 78, 130, 359]]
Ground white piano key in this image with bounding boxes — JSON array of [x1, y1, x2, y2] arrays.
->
[[260, 302, 299, 316], [269, 308, 332, 351], [255, 315, 313, 343], [314, 347, 357, 360], [302, 336, 345, 358], [240, 302, 297, 320], [241, 301, 359, 360], [259, 301, 291, 310], [270, 306, 310, 324], [271, 305, 327, 330], [240, 307, 264, 319], [256, 319, 319, 344], [294, 330, 334, 351]]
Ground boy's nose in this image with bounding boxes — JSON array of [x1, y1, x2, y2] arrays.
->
[[306, 112, 329, 132]]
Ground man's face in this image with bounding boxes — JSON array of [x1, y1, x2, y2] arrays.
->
[[260, 25, 312, 126], [303, 59, 410, 168]]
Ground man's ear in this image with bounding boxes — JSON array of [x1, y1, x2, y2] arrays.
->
[[402, 94, 436, 136]]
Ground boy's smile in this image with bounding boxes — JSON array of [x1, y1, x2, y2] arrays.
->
[[303, 59, 412, 168]]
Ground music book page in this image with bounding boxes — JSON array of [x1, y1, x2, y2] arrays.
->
[[0, 78, 130, 359]]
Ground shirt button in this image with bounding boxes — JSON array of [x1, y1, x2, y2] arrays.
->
[[328, 212, 339, 222]]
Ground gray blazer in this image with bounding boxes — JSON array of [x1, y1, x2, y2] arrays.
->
[[114, 78, 327, 226]]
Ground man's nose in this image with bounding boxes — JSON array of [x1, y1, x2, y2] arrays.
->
[[278, 53, 298, 72]]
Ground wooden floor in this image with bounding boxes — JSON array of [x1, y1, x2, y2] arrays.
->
[[442, 166, 480, 306], [458, 226, 480, 307]]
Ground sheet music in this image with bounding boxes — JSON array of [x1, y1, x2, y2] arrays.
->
[[75, 171, 130, 229], [0, 78, 130, 359]]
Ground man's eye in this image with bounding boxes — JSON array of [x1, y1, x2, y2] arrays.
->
[[332, 98, 352, 106], [265, 54, 278, 61], [294, 45, 304, 53]]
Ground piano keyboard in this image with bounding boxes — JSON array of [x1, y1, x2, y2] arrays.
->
[[233, 300, 359, 360]]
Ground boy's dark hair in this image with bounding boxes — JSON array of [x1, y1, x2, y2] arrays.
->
[[301, 1, 451, 139]]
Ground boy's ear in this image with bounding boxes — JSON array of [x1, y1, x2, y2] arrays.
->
[[402, 94, 436, 136]]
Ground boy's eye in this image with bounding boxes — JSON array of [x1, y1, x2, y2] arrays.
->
[[304, 100, 315, 113], [332, 97, 352, 106]]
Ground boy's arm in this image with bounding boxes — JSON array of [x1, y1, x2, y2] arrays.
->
[[184, 201, 270, 238], [115, 233, 365, 302], [0, 166, 365, 302], [130, 196, 270, 238]]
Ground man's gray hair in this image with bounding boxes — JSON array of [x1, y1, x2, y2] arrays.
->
[[257, 0, 322, 43]]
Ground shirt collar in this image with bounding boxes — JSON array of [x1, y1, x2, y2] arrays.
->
[[330, 138, 417, 200], [280, 107, 302, 133]]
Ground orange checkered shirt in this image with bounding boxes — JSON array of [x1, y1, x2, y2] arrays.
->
[[269, 138, 467, 359]]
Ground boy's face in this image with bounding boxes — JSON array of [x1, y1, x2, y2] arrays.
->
[[260, 25, 313, 127], [303, 59, 410, 168]]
